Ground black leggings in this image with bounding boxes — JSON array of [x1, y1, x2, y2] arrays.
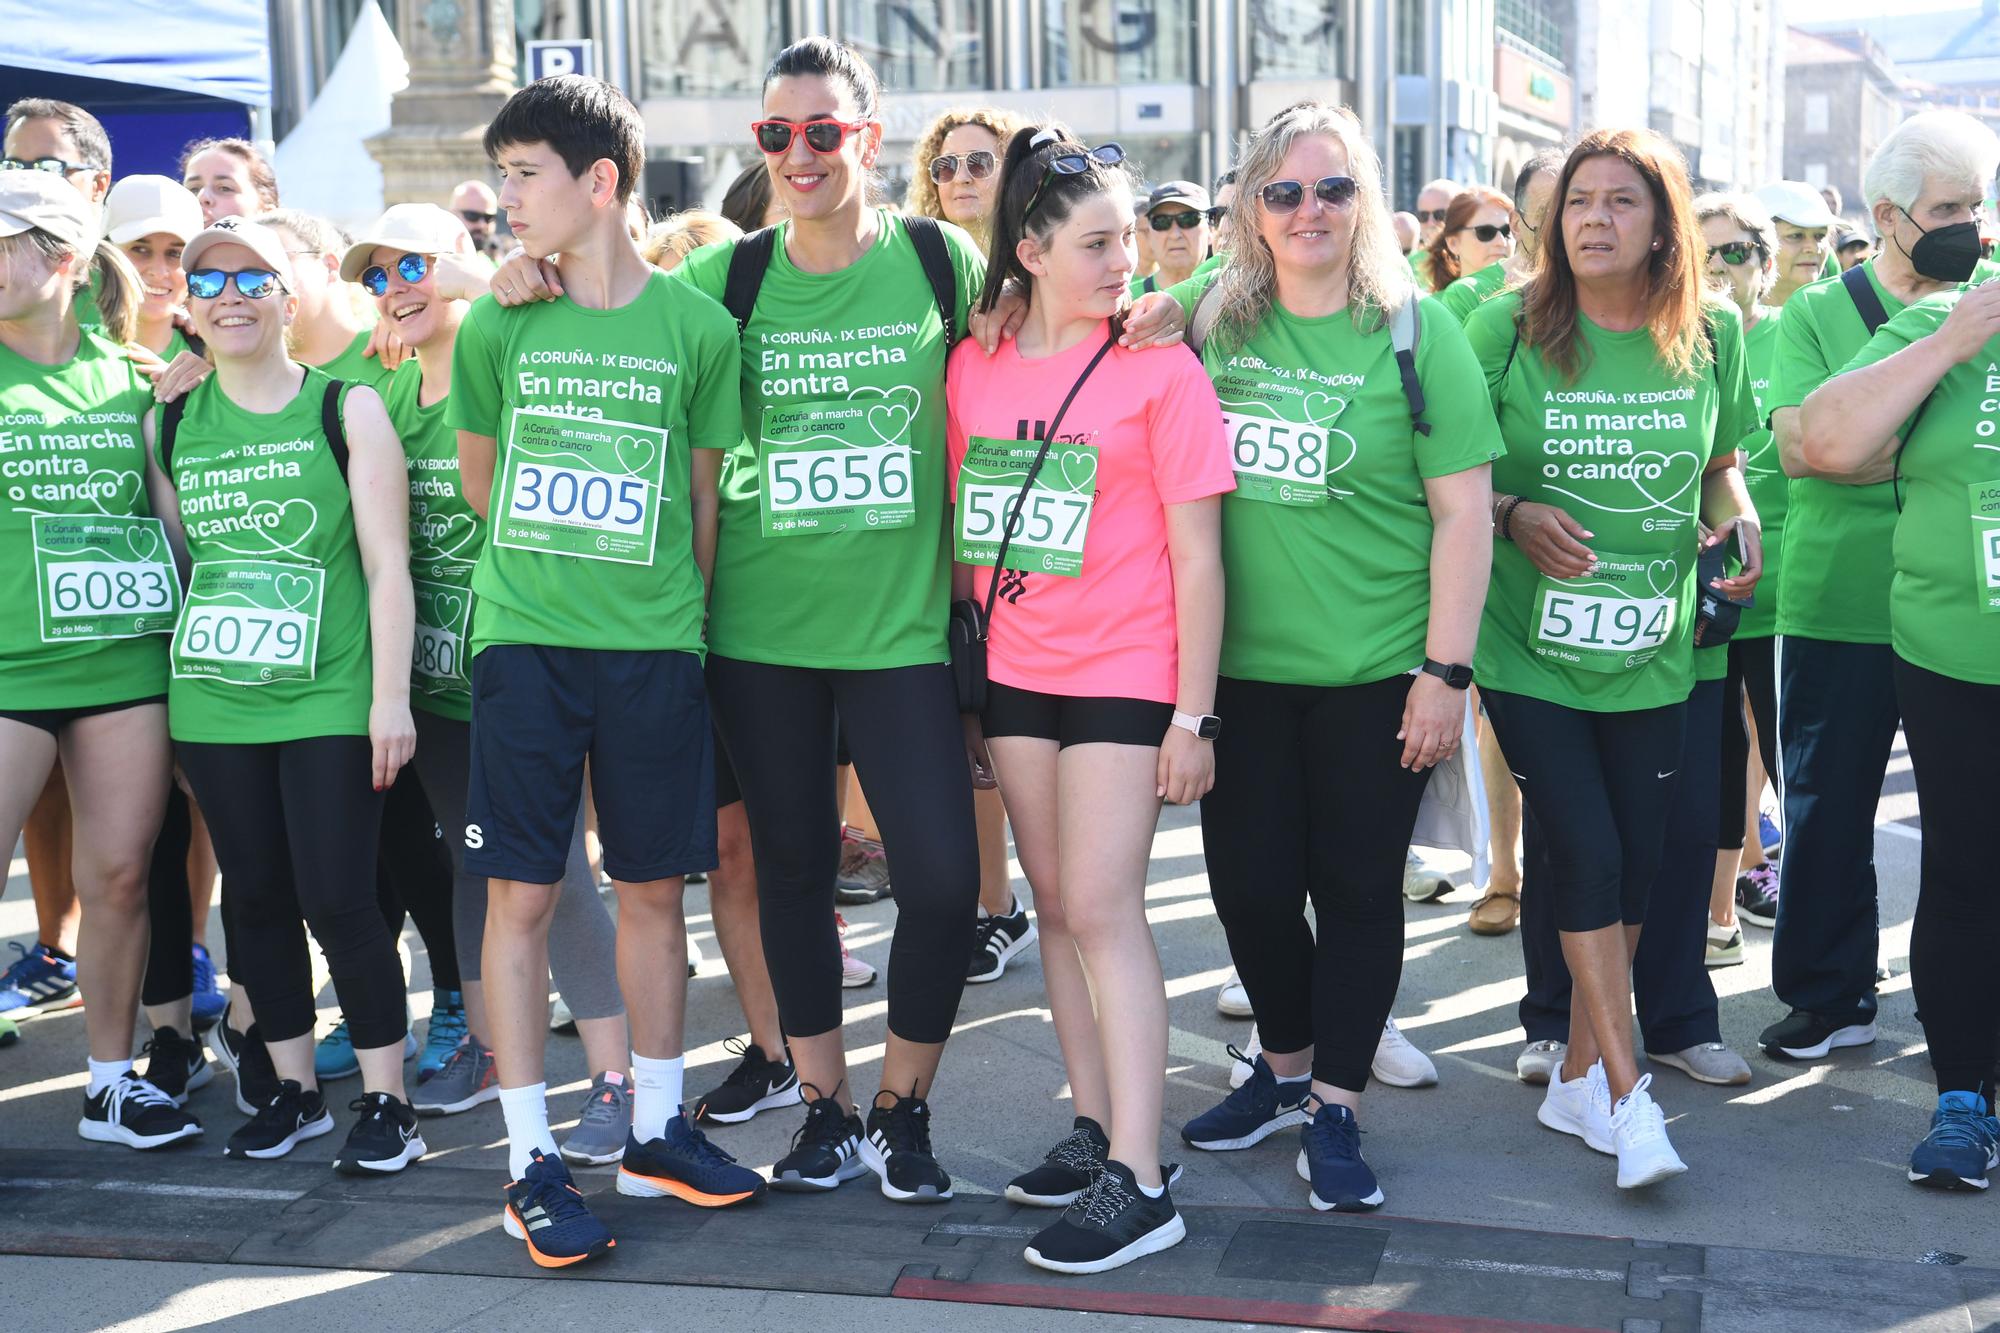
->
[[176, 735, 406, 1049], [1200, 675, 1430, 1091], [1717, 636, 1779, 850], [140, 783, 194, 1008], [373, 771, 460, 992], [1482, 689, 1686, 934], [706, 655, 978, 1044], [1895, 656, 2000, 1105]]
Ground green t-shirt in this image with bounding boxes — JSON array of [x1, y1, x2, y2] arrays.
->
[[1409, 248, 1432, 287], [1172, 274, 1500, 685], [385, 359, 482, 720], [1834, 289, 2000, 684], [75, 268, 102, 331], [161, 367, 374, 743], [1436, 262, 1509, 325], [314, 329, 395, 392], [0, 330, 169, 709], [671, 210, 984, 669], [1463, 291, 1756, 712], [448, 271, 741, 658], [1128, 272, 1161, 298], [1694, 642, 1727, 682], [1736, 309, 1787, 639]]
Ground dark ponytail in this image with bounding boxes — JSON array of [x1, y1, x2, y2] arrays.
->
[[977, 122, 1132, 315], [764, 37, 881, 119]]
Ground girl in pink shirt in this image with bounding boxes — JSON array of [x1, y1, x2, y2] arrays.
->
[[945, 123, 1232, 1275]]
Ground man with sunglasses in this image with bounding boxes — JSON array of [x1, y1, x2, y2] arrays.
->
[[1133, 180, 1210, 297], [1407, 177, 1458, 288], [450, 181, 504, 257], [2, 101, 110, 324]]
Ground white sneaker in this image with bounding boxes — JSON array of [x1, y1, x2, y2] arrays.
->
[[1536, 1060, 1613, 1154], [1216, 971, 1254, 1019], [837, 913, 876, 988], [1515, 1039, 1566, 1085], [1610, 1073, 1687, 1189], [1401, 849, 1453, 903], [686, 932, 705, 978], [1705, 920, 1743, 968], [1370, 1018, 1438, 1088], [548, 996, 576, 1034], [1228, 1027, 1262, 1090], [1649, 1041, 1751, 1087]]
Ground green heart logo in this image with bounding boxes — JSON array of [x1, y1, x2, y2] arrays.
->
[[274, 572, 315, 611], [85, 468, 140, 515], [125, 524, 162, 563], [418, 513, 478, 560], [614, 433, 656, 477], [434, 592, 466, 629], [1057, 449, 1098, 495], [246, 498, 318, 548], [1646, 557, 1679, 598], [1301, 391, 1349, 426], [865, 401, 913, 446], [1629, 450, 1701, 514]]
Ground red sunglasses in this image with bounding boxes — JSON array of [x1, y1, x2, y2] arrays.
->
[[752, 118, 871, 155]]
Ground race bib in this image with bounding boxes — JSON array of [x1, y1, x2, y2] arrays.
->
[[1221, 409, 1342, 506], [31, 514, 178, 642], [1530, 551, 1678, 673], [955, 436, 1096, 578], [413, 578, 472, 694], [495, 408, 666, 565], [171, 560, 321, 685], [1972, 480, 2000, 614], [758, 400, 915, 537]]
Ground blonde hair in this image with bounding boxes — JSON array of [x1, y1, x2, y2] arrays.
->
[[904, 106, 1025, 247], [1211, 101, 1414, 349], [1, 230, 139, 343], [643, 210, 744, 271]]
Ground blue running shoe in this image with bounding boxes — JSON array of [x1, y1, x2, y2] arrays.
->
[[1297, 1097, 1384, 1212], [1180, 1045, 1309, 1151], [503, 1149, 615, 1268], [1908, 1092, 2000, 1191], [189, 945, 226, 1029], [1759, 809, 1782, 858], [616, 1111, 766, 1206], [0, 941, 78, 1016], [316, 1016, 418, 1081], [419, 989, 467, 1082]]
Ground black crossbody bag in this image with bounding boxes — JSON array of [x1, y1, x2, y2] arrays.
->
[[948, 334, 1117, 714]]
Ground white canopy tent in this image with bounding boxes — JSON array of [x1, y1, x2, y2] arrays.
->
[[273, 1, 409, 230]]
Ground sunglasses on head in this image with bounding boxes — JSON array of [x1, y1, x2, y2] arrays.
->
[[1022, 139, 1126, 221], [186, 267, 284, 301], [1260, 176, 1358, 214], [1707, 242, 1756, 266], [361, 252, 430, 297], [930, 150, 996, 184], [1, 156, 93, 175], [1150, 209, 1205, 231], [752, 118, 869, 156], [458, 209, 496, 225], [1461, 223, 1512, 242], [1415, 207, 1448, 224]]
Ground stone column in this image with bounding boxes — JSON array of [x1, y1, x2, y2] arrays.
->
[[368, 0, 519, 206]]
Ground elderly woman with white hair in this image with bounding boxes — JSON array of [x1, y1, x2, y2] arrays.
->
[[1759, 111, 2000, 1070]]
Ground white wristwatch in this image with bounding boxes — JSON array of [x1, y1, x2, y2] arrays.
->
[[1171, 710, 1221, 740]]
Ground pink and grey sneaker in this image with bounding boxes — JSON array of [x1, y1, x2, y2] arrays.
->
[[838, 914, 877, 988]]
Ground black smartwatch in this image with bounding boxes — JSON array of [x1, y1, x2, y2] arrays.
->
[[1171, 710, 1222, 740], [1420, 659, 1474, 690]]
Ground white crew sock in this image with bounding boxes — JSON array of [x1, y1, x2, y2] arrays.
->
[[1136, 1177, 1165, 1198], [87, 1058, 133, 1097], [631, 1053, 684, 1142], [498, 1082, 558, 1179]]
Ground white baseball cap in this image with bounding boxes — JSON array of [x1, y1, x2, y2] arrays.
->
[[338, 203, 470, 282], [1754, 181, 1836, 229], [181, 216, 294, 284], [0, 170, 96, 252], [102, 175, 204, 246]]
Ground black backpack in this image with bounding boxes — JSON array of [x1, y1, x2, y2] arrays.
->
[[721, 213, 959, 349]]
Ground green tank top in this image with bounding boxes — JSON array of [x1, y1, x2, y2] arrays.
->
[[385, 359, 482, 720], [0, 330, 172, 709], [163, 365, 375, 743]]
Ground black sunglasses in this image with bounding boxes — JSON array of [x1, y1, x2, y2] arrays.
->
[[1150, 209, 1205, 231], [930, 151, 996, 184], [458, 209, 496, 225], [1461, 223, 1513, 242], [1706, 242, 1757, 266], [186, 267, 285, 301], [1022, 138, 1126, 221], [1415, 207, 1448, 224], [1260, 176, 1358, 214], [361, 252, 430, 296], [751, 118, 868, 156], [1, 156, 94, 176]]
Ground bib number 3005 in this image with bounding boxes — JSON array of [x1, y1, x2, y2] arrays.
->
[[955, 436, 1096, 578], [171, 560, 322, 685], [31, 514, 179, 642], [758, 401, 915, 537], [1530, 551, 1678, 674], [495, 407, 667, 566]]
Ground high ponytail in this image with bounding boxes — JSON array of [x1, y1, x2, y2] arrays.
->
[[977, 122, 1132, 315], [87, 241, 141, 345]]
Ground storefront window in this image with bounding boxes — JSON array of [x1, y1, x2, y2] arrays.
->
[[1043, 0, 1196, 86], [1248, 0, 1346, 81], [639, 0, 790, 98], [837, 0, 989, 91]]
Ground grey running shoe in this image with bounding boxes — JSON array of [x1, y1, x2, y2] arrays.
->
[[560, 1072, 632, 1167], [411, 1037, 499, 1117], [835, 829, 892, 904]]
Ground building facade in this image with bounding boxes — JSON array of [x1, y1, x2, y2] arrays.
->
[[1782, 27, 1905, 214]]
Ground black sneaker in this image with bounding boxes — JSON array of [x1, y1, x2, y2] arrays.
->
[[209, 1007, 279, 1116], [967, 897, 1038, 984], [140, 1026, 213, 1106], [696, 1039, 802, 1124], [226, 1080, 335, 1159], [770, 1088, 867, 1192], [333, 1091, 428, 1175], [860, 1091, 952, 1202], [78, 1072, 203, 1149], [1735, 864, 1779, 929], [1006, 1116, 1108, 1207], [1024, 1158, 1187, 1274], [1759, 1009, 1878, 1061]]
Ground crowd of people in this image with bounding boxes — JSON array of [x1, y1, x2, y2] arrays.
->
[[2, 32, 1997, 1280]]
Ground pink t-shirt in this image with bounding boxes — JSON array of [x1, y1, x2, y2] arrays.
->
[[946, 323, 1234, 704]]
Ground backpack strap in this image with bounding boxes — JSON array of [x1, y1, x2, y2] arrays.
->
[[321, 379, 350, 479], [158, 395, 186, 473], [1142, 274, 1157, 295], [901, 214, 961, 350], [1841, 263, 1891, 335], [721, 227, 779, 334], [1186, 281, 1224, 356], [1389, 298, 1430, 436]]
